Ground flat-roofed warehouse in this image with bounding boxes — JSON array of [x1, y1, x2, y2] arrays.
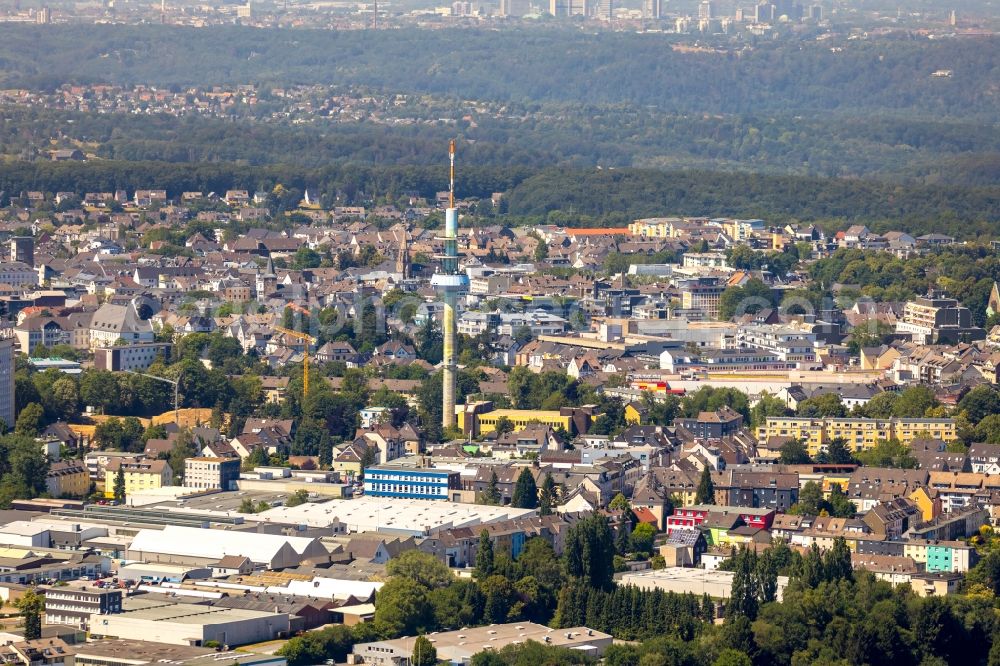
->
[[89, 600, 290, 647], [126, 525, 329, 570], [256, 496, 535, 535], [619, 567, 790, 602], [74, 639, 286, 666], [351, 622, 612, 665]]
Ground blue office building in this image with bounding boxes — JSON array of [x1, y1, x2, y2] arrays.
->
[[364, 466, 462, 501]]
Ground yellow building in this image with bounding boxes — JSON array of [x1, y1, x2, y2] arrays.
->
[[624, 403, 647, 425], [46, 460, 91, 498], [468, 409, 573, 437], [909, 486, 939, 522], [628, 218, 675, 238], [757, 417, 957, 457], [104, 458, 173, 498]]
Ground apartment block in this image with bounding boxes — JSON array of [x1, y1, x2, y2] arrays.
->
[[758, 416, 957, 456]]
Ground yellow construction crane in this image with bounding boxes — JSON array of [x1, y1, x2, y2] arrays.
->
[[273, 326, 318, 396]]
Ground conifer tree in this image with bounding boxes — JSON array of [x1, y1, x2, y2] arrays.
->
[[696, 466, 715, 504]]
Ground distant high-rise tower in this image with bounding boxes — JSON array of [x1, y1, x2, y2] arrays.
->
[[643, 0, 661, 18], [37, 7, 51, 23], [754, 1, 774, 22], [698, 0, 714, 19], [10, 237, 34, 268], [949, 8, 956, 25], [431, 141, 469, 432]]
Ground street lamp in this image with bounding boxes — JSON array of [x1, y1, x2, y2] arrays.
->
[[126, 369, 182, 425]]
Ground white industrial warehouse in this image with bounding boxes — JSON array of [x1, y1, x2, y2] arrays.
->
[[126, 525, 330, 569], [254, 496, 535, 534]]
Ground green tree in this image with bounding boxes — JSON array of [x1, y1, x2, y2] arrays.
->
[[113, 467, 126, 504], [796, 393, 846, 418], [14, 402, 44, 436], [609, 493, 630, 511], [167, 430, 198, 483], [822, 437, 856, 464], [479, 470, 502, 505], [823, 536, 854, 582], [630, 522, 656, 555], [387, 551, 453, 589], [46, 376, 79, 422], [480, 574, 517, 624], [511, 468, 538, 509], [726, 545, 759, 622], [475, 530, 495, 579], [789, 480, 827, 516], [539, 472, 557, 516], [892, 385, 939, 418], [373, 578, 434, 636], [718, 278, 773, 320], [14, 588, 44, 640], [412, 635, 437, 666], [696, 466, 715, 504], [958, 385, 1000, 424], [286, 489, 309, 507], [779, 438, 811, 464], [563, 513, 614, 590], [750, 393, 789, 428], [827, 484, 857, 518], [713, 650, 752, 666], [855, 438, 917, 469], [494, 416, 515, 435], [292, 245, 322, 269]]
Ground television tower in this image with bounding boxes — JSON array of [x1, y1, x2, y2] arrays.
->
[[432, 140, 468, 432]]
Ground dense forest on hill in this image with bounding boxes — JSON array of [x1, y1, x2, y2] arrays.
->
[[4, 105, 1000, 183], [503, 168, 1000, 237], [0, 26, 998, 119]]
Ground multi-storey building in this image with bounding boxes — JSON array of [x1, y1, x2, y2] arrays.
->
[[89, 302, 155, 349], [677, 277, 725, 320], [363, 465, 461, 501], [902, 540, 975, 573], [0, 261, 38, 287], [895, 296, 985, 344], [9, 237, 34, 267], [103, 458, 173, 498], [666, 505, 775, 535], [94, 342, 172, 372], [44, 587, 122, 630], [14, 318, 68, 356], [183, 457, 241, 491], [673, 407, 744, 439], [736, 324, 818, 366], [758, 416, 957, 456], [45, 460, 91, 498]]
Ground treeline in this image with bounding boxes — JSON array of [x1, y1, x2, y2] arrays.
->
[[504, 168, 1000, 239], [5, 104, 1000, 182], [1, 26, 998, 120], [0, 159, 528, 208], [5, 159, 1000, 239]]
